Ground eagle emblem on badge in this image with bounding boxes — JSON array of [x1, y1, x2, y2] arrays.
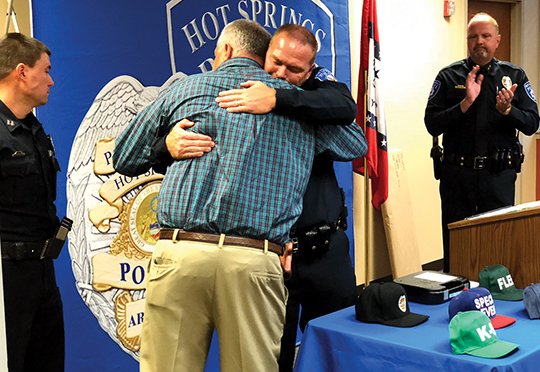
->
[[66, 72, 186, 358]]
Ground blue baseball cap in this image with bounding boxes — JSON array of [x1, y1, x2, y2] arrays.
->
[[523, 284, 540, 319], [448, 287, 515, 329]]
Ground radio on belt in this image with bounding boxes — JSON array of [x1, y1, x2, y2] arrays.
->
[[393, 271, 470, 304]]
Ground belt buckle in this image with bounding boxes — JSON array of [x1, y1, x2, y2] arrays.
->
[[473, 156, 487, 170]]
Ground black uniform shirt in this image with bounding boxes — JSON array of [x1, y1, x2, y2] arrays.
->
[[276, 67, 357, 230], [0, 100, 59, 241], [425, 58, 539, 156]]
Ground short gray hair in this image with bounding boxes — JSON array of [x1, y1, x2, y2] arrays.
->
[[217, 19, 271, 61]]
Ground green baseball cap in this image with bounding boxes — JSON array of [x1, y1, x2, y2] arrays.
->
[[479, 264, 523, 301], [449, 311, 519, 358]]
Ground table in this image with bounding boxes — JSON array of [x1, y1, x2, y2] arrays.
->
[[294, 299, 540, 371]]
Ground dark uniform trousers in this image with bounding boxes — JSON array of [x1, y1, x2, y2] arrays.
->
[[2, 258, 64, 372], [440, 164, 516, 272], [278, 229, 356, 372]]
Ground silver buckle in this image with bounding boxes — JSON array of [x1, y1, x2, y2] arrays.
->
[[473, 156, 488, 170]]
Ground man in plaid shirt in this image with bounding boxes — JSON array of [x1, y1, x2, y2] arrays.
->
[[114, 19, 366, 372]]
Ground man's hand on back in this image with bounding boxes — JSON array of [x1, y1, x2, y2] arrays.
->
[[166, 119, 215, 160], [216, 81, 277, 114]]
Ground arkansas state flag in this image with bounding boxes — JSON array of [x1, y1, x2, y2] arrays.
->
[[352, 0, 388, 209]]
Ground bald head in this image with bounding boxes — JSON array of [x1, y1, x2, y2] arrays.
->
[[468, 12, 499, 34], [466, 12, 501, 66]]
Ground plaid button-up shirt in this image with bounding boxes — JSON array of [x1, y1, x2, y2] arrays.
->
[[114, 58, 366, 244]]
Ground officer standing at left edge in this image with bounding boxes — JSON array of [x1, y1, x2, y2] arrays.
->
[[0, 33, 65, 372]]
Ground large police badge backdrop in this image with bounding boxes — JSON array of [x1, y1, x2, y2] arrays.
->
[[32, 1, 351, 371]]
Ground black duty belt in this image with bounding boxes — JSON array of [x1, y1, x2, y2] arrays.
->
[[159, 229, 283, 256], [444, 148, 523, 172], [1, 241, 51, 260], [443, 153, 490, 170]]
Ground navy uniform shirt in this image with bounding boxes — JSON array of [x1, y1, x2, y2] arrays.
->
[[0, 100, 59, 242], [276, 66, 357, 231], [425, 58, 539, 156]]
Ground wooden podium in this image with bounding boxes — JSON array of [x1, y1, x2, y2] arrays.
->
[[448, 202, 540, 288]]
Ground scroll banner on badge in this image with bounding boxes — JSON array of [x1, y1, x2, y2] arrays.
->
[[32, 1, 351, 371]]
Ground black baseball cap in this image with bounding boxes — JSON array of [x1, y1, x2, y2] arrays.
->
[[355, 282, 429, 327]]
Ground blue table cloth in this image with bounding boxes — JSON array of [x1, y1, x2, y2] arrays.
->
[[294, 299, 540, 371]]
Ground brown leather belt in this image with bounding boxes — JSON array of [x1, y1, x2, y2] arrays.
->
[[159, 229, 283, 256]]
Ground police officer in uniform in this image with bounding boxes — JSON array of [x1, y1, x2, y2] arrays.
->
[[267, 69, 357, 372], [154, 25, 361, 372], [0, 33, 65, 371], [425, 13, 539, 273]]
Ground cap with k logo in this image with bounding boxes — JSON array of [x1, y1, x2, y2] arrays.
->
[[449, 311, 519, 358], [479, 264, 523, 301]]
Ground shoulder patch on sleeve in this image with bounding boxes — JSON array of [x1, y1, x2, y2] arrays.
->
[[524, 81, 537, 103], [314, 68, 337, 82], [428, 80, 441, 100]]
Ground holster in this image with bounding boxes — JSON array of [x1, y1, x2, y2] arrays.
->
[[430, 136, 443, 180]]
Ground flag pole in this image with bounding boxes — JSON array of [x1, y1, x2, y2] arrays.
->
[[363, 70, 370, 289]]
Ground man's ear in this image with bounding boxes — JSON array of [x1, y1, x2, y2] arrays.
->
[[15, 63, 26, 78], [222, 43, 234, 61]]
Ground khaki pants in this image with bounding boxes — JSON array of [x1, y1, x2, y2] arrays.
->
[[140, 237, 287, 372]]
